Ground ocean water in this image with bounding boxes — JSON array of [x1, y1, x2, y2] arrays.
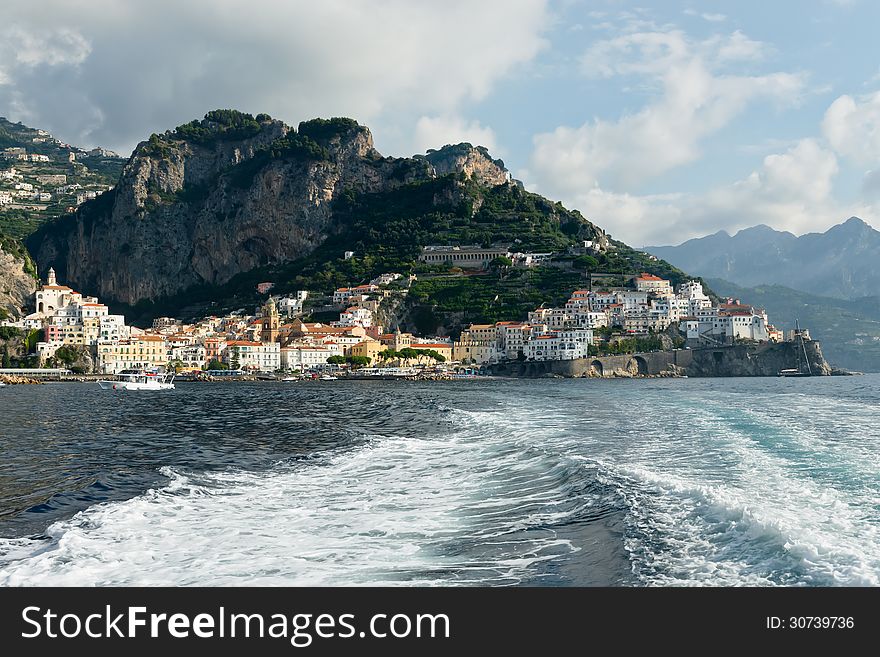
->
[[0, 376, 877, 586]]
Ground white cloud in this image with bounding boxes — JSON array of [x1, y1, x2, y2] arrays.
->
[[863, 169, 880, 196], [0, 0, 550, 154], [0, 26, 92, 85], [530, 29, 804, 199], [822, 91, 880, 165], [684, 9, 727, 23], [560, 138, 866, 246], [412, 115, 497, 155]]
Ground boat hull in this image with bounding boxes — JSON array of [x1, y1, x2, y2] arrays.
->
[[97, 380, 175, 390]]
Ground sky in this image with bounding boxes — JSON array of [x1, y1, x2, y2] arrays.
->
[[2, 0, 880, 246]]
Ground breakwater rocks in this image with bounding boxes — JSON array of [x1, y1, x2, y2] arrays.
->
[[0, 375, 42, 385], [489, 341, 836, 378]]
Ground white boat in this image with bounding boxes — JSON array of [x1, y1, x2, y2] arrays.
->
[[97, 369, 175, 391], [282, 376, 299, 381], [319, 374, 338, 380], [0, 382, 6, 387]]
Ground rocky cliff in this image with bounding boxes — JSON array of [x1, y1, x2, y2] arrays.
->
[[683, 341, 833, 377], [28, 111, 553, 307], [489, 341, 834, 378], [0, 236, 37, 320]]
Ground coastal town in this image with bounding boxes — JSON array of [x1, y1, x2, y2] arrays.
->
[[0, 145, 118, 214], [0, 242, 793, 379]]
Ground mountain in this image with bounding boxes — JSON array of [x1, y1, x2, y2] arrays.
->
[[707, 278, 880, 372], [0, 232, 38, 321], [0, 117, 126, 239], [645, 217, 880, 299], [26, 110, 696, 329]]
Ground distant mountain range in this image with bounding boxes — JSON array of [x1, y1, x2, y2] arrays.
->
[[646, 217, 880, 300]]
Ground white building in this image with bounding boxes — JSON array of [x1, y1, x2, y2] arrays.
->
[[418, 245, 511, 268], [335, 306, 374, 328], [371, 273, 402, 286], [225, 341, 281, 372], [635, 273, 673, 297], [281, 344, 342, 370], [171, 344, 207, 370], [524, 329, 593, 361], [278, 292, 309, 317]]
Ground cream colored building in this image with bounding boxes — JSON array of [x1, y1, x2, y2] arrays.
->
[[347, 338, 384, 364], [97, 335, 169, 374], [378, 330, 414, 352], [453, 339, 499, 364]]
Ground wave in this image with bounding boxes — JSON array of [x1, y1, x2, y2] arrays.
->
[[0, 406, 615, 586]]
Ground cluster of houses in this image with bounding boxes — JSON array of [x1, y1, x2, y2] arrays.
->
[[1, 259, 783, 374], [0, 268, 446, 374], [1, 146, 115, 210], [453, 274, 780, 365]]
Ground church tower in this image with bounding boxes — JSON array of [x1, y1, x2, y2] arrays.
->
[[261, 297, 280, 343], [47, 267, 57, 286]]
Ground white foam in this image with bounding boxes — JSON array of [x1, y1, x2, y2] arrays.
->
[[3, 381, 877, 587], [593, 390, 880, 587], [0, 414, 596, 586]]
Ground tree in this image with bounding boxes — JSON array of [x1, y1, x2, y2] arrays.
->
[[54, 345, 79, 367], [572, 255, 599, 271], [206, 358, 228, 370], [398, 347, 419, 360], [327, 355, 347, 365], [346, 355, 371, 368], [1, 347, 10, 368], [490, 256, 513, 269], [169, 359, 185, 373], [229, 347, 240, 370], [417, 349, 446, 363]]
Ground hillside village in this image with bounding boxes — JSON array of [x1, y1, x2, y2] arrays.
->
[[1, 242, 786, 376], [0, 118, 124, 239]]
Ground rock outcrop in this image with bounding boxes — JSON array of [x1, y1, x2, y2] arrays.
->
[[0, 239, 38, 320], [683, 340, 833, 377], [29, 112, 570, 308], [423, 143, 509, 186], [489, 341, 834, 378]]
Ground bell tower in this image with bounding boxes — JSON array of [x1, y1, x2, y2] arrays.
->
[[47, 266, 57, 286], [261, 297, 280, 343]]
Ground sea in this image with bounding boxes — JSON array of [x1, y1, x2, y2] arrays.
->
[[0, 375, 877, 586]]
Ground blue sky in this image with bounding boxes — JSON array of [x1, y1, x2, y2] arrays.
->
[[2, 0, 879, 245]]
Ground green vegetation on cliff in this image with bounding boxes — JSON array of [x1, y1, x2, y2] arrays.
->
[[21, 110, 701, 333], [173, 109, 267, 144], [0, 231, 38, 279], [109, 170, 696, 332]]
